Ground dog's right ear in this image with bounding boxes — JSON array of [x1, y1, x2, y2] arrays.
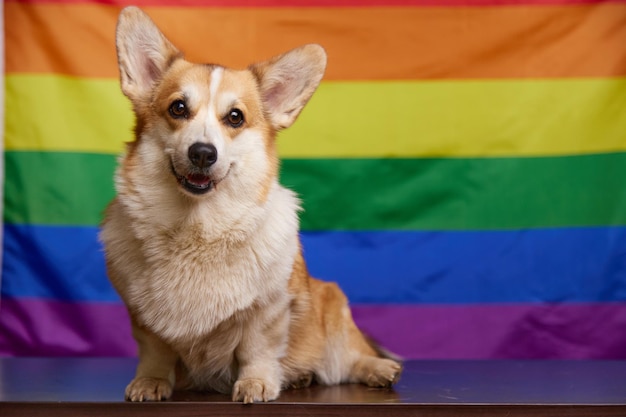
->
[[250, 44, 327, 131], [115, 6, 181, 102]]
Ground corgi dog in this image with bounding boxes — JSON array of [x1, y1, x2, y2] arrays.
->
[[100, 6, 402, 403]]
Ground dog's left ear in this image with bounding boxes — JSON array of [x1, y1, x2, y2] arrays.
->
[[250, 44, 327, 130], [116, 6, 181, 103]]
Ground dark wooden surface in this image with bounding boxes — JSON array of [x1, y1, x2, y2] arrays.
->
[[1, 358, 625, 416]]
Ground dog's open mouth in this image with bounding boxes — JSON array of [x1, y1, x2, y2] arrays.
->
[[170, 161, 231, 195], [181, 173, 213, 194]]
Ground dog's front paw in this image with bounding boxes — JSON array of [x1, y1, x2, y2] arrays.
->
[[364, 358, 402, 388], [125, 377, 173, 401], [232, 378, 280, 403]]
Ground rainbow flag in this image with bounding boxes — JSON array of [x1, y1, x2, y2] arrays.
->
[[2, 0, 626, 359]]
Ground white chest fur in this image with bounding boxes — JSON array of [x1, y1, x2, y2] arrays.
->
[[116, 181, 301, 342]]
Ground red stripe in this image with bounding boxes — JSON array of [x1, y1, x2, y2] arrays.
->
[[2, 298, 626, 359], [6, 0, 626, 7]]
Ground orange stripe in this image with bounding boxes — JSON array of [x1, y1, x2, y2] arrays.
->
[[5, 2, 626, 80]]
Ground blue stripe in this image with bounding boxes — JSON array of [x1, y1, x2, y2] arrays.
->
[[2, 224, 120, 302], [3, 223, 626, 303], [304, 228, 626, 304]]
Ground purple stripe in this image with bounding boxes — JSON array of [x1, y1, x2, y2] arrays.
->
[[352, 303, 626, 359], [0, 298, 136, 357], [2, 298, 626, 359]]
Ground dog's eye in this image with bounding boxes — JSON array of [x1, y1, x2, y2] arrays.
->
[[225, 109, 244, 128], [169, 100, 188, 119]]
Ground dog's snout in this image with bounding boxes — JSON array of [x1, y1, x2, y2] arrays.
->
[[188, 142, 218, 168]]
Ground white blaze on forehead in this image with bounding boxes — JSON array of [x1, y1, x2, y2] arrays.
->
[[204, 66, 224, 150], [208, 69, 243, 127], [209, 66, 224, 114]]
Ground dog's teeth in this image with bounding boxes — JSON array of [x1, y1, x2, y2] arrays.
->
[[186, 175, 212, 188]]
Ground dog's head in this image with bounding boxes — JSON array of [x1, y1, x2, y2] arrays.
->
[[115, 7, 326, 201]]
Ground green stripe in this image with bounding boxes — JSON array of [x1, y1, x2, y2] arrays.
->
[[4, 152, 117, 227], [284, 155, 626, 230], [5, 151, 626, 230]]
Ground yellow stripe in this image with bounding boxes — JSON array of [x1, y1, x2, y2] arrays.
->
[[6, 74, 626, 157], [282, 78, 626, 157], [6, 75, 132, 154]]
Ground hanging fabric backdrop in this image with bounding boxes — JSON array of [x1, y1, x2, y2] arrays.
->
[[2, 0, 626, 359]]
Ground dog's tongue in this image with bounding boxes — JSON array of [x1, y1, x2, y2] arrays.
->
[[186, 173, 211, 186]]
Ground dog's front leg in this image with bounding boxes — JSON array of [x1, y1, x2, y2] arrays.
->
[[125, 320, 178, 401], [232, 311, 289, 403]]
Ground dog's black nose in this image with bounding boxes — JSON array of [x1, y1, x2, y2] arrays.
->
[[188, 142, 218, 168]]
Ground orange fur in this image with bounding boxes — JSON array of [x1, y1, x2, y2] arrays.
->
[[100, 6, 401, 404]]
